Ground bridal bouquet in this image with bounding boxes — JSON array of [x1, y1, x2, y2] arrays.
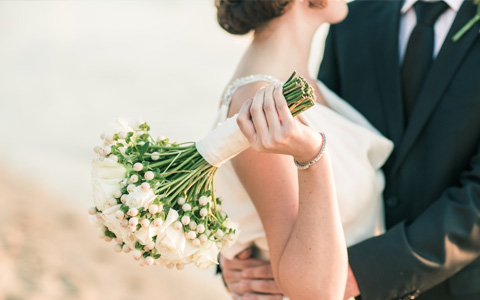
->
[[89, 72, 316, 269]]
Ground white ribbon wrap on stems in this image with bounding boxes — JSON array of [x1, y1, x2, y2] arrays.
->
[[195, 114, 250, 167]]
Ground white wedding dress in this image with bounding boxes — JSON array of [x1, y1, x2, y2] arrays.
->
[[214, 75, 394, 260]]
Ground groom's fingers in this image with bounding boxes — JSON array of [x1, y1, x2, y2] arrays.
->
[[242, 264, 274, 279], [229, 279, 282, 295]]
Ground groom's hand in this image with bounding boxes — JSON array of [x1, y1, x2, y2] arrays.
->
[[220, 248, 284, 299], [344, 264, 360, 300]]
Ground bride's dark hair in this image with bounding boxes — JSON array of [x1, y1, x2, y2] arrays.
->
[[215, 0, 290, 35]]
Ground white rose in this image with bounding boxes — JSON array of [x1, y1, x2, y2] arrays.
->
[[222, 218, 240, 247], [135, 226, 161, 245], [125, 186, 156, 209], [92, 157, 127, 180], [101, 205, 135, 249], [155, 225, 187, 261], [192, 241, 219, 269], [92, 178, 123, 211]]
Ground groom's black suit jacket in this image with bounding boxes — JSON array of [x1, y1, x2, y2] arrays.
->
[[318, 1, 480, 299]]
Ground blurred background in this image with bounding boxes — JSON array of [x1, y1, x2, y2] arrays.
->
[[0, 1, 328, 299]]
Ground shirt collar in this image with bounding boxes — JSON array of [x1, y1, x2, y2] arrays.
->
[[401, 0, 463, 14]]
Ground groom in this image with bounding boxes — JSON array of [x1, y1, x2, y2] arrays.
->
[[220, 0, 480, 299]]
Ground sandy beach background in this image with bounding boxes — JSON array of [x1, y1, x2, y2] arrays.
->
[[0, 1, 327, 299]]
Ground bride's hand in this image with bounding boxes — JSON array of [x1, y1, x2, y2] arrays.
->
[[237, 83, 323, 164]]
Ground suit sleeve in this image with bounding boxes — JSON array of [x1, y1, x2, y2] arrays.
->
[[348, 141, 480, 300], [317, 25, 341, 95]]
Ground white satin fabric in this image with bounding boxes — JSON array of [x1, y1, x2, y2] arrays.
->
[[214, 76, 394, 260]]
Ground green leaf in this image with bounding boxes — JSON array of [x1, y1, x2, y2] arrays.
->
[[138, 142, 150, 156], [135, 241, 144, 250]]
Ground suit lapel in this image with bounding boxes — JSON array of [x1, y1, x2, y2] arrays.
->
[[390, 0, 480, 177], [373, 1, 404, 147]]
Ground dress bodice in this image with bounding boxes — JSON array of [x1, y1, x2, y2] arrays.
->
[[214, 75, 394, 260]]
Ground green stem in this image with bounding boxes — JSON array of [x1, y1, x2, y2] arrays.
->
[[452, 13, 480, 42]]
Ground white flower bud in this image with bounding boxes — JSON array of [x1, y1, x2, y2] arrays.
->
[[187, 231, 196, 240], [118, 131, 127, 139], [192, 239, 201, 247], [108, 198, 118, 206], [105, 134, 114, 143], [122, 245, 131, 253], [182, 203, 192, 212], [140, 218, 150, 228], [114, 210, 125, 220], [139, 257, 146, 267], [130, 174, 139, 183], [151, 152, 160, 161], [100, 133, 106, 140], [118, 147, 126, 155], [144, 171, 154, 180], [93, 146, 102, 153], [199, 234, 207, 244], [173, 221, 183, 230], [148, 204, 159, 215], [88, 207, 97, 215], [166, 263, 175, 269], [132, 250, 142, 261], [128, 225, 137, 232], [129, 217, 139, 226], [127, 184, 136, 193], [141, 182, 150, 191], [104, 236, 113, 242], [158, 204, 163, 211], [199, 208, 208, 217], [157, 136, 166, 142], [189, 221, 197, 230], [196, 224, 205, 234], [145, 242, 155, 251], [145, 256, 155, 266], [133, 163, 143, 172], [97, 229, 105, 238], [198, 196, 208, 206], [181, 216, 190, 225], [177, 197, 186, 205], [102, 146, 112, 155], [114, 244, 123, 253], [120, 219, 129, 227], [127, 207, 138, 217], [120, 194, 127, 204], [153, 218, 163, 227], [115, 237, 123, 244], [176, 263, 185, 270], [113, 190, 122, 199], [109, 154, 118, 163], [215, 229, 224, 239]]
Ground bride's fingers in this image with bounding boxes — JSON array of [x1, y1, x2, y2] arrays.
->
[[263, 84, 281, 132], [250, 87, 269, 137], [237, 98, 256, 144], [273, 83, 293, 127]]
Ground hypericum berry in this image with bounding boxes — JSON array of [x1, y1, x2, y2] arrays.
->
[[130, 174, 139, 183], [113, 190, 122, 199], [93, 146, 102, 153], [198, 196, 208, 206], [215, 229, 224, 239], [118, 131, 127, 139], [127, 207, 138, 217], [122, 245, 131, 253], [196, 224, 205, 234], [128, 225, 137, 232], [153, 218, 163, 228], [120, 194, 127, 204], [141, 182, 150, 191], [176, 263, 185, 270], [129, 217, 139, 226], [177, 197, 186, 205], [148, 204, 159, 215], [114, 210, 125, 220], [144, 171, 154, 180], [144, 242, 155, 251], [133, 163, 143, 172], [192, 239, 201, 247], [105, 134, 114, 143], [108, 198, 118, 206], [181, 216, 190, 225], [100, 133, 106, 140], [166, 263, 175, 269], [151, 152, 160, 161], [173, 221, 182, 230], [102, 146, 112, 155], [132, 250, 142, 261], [182, 203, 192, 212], [127, 184, 136, 193], [199, 208, 208, 217], [120, 219, 129, 227], [108, 154, 118, 163], [199, 234, 207, 244], [140, 218, 150, 228], [187, 231, 196, 240], [104, 236, 113, 242], [145, 256, 155, 266], [114, 244, 123, 253], [189, 221, 197, 230], [88, 207, 97, 215], [97, 229, 106, 238]]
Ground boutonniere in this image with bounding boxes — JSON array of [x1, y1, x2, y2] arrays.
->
[[452, 0, 480, 42]]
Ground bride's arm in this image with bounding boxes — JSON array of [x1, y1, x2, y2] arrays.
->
[[229, 83, 347, 300]]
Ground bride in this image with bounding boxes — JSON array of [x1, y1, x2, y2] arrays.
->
[[213, 0, 393, 299]]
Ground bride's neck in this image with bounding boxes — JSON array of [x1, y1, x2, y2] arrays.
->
[[234, 13, 320, 82]]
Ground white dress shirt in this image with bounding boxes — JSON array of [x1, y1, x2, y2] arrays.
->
[[399, 0, 463, 63]]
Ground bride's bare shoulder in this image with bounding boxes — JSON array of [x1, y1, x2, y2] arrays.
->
[[227, 81, 272, 118]]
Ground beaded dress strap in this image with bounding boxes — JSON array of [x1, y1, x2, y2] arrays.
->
[[221, 75, 280, 107]]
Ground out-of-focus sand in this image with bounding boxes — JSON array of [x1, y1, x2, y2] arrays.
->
[[0, 167, 231, 300]]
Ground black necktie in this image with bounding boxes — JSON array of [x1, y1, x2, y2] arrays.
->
[[401, 1, 449, 122]]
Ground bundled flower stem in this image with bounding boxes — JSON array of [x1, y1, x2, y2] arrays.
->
[[90, 71, 316, 269]]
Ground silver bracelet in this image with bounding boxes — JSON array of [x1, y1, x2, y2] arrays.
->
[[293, 132, 326, 170]]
